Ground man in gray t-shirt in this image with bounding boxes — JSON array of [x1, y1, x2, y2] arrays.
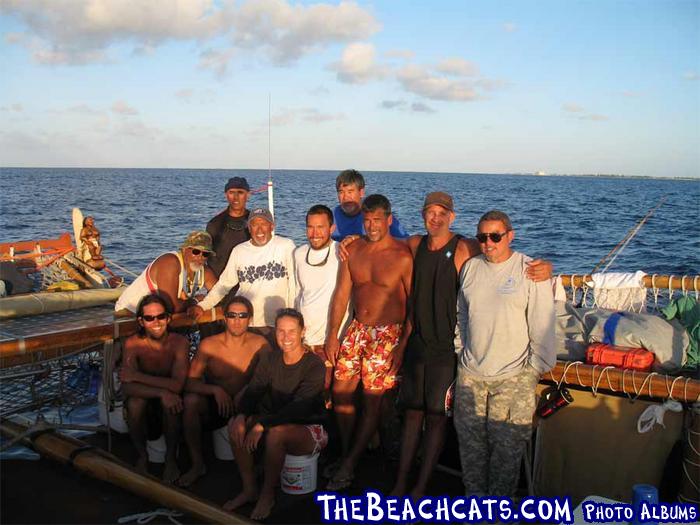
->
[[454, 209, 555, 497]]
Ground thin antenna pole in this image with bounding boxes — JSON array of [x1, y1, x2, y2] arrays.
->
[[267, 93, 274, 217]]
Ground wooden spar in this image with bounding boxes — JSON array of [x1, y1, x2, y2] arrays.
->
[[679, 403, 700, 505], [0, 418, 254, 525], [543, 361, 700, 403], [0, 309, 224, 368], [559, 274, 700, 291]]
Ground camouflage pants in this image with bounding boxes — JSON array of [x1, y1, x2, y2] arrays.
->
[[453, 366, 540, 497]]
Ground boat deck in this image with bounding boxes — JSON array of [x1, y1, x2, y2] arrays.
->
[[0, 305, 116, 343]]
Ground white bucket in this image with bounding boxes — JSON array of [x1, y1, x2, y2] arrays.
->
[[212, 425, 234, 461], [98, 383, 129, 434], [280, 452, 319, 495], [146, 435, 166, 463]]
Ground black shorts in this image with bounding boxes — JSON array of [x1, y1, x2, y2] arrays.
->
[[204, 395, 231, 431], [144, 398, 164, 440], [400, 336, 456, 415]]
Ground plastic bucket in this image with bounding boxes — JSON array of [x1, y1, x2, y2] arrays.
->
[[212, 425, 234, 461], [98, 383, 128, 434], [280, 452, 319, 495], [146, 435, 166, 463]]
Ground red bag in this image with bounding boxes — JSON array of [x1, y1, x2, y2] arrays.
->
[[585, 343, 655, 372]]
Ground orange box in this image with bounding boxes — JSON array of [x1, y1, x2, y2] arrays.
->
[[585, 343, 655, 372]]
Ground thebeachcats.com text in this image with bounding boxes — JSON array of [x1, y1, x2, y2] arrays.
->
[[314, 491, 700, 524]]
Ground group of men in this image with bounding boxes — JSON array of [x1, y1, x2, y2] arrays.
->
[[115, 168, 555, 514]]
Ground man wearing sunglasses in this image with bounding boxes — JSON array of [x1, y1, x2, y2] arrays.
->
[[206, 177, 251, 278], [115, 231, 218, 315], [192, 208, 296, 337], [453, 210, 555, 498], [177, 296, 270, 487], [119, 294, 189, 483]]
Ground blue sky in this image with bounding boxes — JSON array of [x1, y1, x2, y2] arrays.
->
[[1, 0, 698, 177]]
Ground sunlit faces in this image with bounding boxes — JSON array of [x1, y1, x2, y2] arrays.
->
[[423, 204, 455, 237], [306, 213, 335, 250], [248, 217, 274, 246], [138, 302, 170, 340], [275, 315, 305, 353], [183, 247, 211, 272], [477, 219, 514, 264], [363, 209, 392, 242], [225, 188, 249, 216], [337, 183, 365, 216], [224, 303, 251, 337]]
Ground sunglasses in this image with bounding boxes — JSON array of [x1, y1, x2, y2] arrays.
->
[[140, 313, 169, 322], [190, 248, 211, 258], [225, 311, 251, 319], [476, 232, 509, 243]]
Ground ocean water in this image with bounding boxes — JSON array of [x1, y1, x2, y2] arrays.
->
[[1, 167, 698, 278]]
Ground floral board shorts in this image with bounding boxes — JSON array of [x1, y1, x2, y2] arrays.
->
[[334, 319, 403, 390]]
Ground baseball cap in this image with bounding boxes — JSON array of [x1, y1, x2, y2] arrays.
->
[[225, 177, 250, 192], [247, 208, 274, 225], [423, 191, 454, 212], [181, 231, 215, 254]]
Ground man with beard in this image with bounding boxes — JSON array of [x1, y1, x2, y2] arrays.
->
[[294, 204, 348, 394], [331, 170, 409, 241], [206, 177, 251, 279], [325, 194, 413, 490], [177, 296, 269, 487], [119, 294, 189, 483], [115, 231, 218, 315], [192, 208, 295, 336], [390, 193, 552, 498]]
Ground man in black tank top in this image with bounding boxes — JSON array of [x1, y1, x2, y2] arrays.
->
[[391, 192, 552, 498]]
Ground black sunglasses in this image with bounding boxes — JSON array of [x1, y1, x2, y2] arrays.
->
[[141, 313, 169, 322], [225, 311, 251, 319], [191, 248, 211, 258], [476, 231, 509, 243]]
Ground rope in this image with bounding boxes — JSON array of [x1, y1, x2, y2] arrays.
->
[[590, 196, 666, 274], [249, 184, 268, 194], [636, 399, 682, 433], [103, 257, 139, 278], [117, 509, 183, 525]]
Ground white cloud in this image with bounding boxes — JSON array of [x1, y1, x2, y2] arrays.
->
[[381, 100, 406, 109], [197, 47, 237, 78], [330, 42, 386, 84], [503, 22, 517, 33], [300, 108, 345, 123], [309, 85, 330, 96], [396, 65, 479, 101], [1, 0, 380, 68], [175, 88, 194, 101], [0, 103, 24, 112], [384, 48, 414, 60], [579, 114, 609, 122], [435, 57, 478, 77], [66, 104, 102, 115], [621, 90, 641, 98], [111, 100, 139, 115], [562, 102, 584, 113], [411, 102, 435, 113], [683, 71, 698, 81]]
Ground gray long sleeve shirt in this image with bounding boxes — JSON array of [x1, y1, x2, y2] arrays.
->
[[456, 252, 556, 380]]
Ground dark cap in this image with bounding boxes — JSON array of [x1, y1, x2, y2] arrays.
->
[[248, 208, 274, 225], [423, 191, 454, 212], [225, 177, 250, 192], [181, 231, 216, 255]]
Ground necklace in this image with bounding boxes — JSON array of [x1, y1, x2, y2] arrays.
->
[[305, 245, 331, 267]]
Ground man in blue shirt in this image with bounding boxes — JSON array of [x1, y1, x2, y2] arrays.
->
[[332, 169, 409, 241]]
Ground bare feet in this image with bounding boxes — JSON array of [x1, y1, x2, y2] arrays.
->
[[176, 464, 207, 488], [250, 493, 275, 520], [409, 488, 425, 501], [223, 490, 258, 512], [162, 460, 180, 484], [326, 463, 354, 491], [134, 455, 148, 475]]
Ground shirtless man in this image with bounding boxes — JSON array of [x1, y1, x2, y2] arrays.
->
[[119, 294, 189, 483], [177, 296, 269, 487], [325, 194, 413, 490], [115, 231, 218, 315], [390, 192, 553, 498]]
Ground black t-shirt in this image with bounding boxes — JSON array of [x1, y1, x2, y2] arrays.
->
[[206, 209, 251, 277], [238, 349, 325, 428]]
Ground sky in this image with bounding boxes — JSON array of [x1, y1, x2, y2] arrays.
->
[[0, 0, 698, 178]]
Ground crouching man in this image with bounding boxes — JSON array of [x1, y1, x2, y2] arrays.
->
[[120, 294, 189, 483], [177, 296, 270, 487], [224, 308, 327, 520]]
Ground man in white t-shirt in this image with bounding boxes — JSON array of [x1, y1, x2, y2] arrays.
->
[[191, 208, 296, 336], [294, 205, 343, 391]]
